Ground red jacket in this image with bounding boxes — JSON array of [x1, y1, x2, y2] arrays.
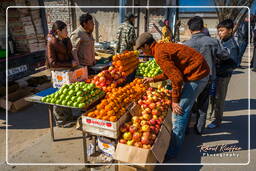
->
[[151, 42, 210, 103]]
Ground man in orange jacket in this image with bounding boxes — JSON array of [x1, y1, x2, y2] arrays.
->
[[136, 32, 210, 159]]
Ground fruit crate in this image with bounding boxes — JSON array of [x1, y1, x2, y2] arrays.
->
[[82, 111, 130, 139]]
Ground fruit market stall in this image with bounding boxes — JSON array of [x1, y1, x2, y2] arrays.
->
[[24, 49, 173, 169], [25, 82, 105, 141]]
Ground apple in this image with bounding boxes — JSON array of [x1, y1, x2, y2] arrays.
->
[[132, 116, 141, 123], [141, 136, 150, 145], [155, 124, 161, 129], [134, 142, 143, 148], [149, 103, 156, 109], [78, 103, 85, 108], [152, 109, 160, 116], [132, 122, 140, 128], [151, 134, 157, 140], [145, 108, 151, 114], [149, 119, 156, 125], [129, 125, 138, 134], [123, 132, 132, 141], [142, 104, 148, 109], [120, 125, 128, 133], [142, 114, 151, 120], [141, 125, 150, 132], [132, 132, 141, 142], [142, 96, 147, 100], [140, 120, 148, 126], [67, 101, 72, 106], [152, 115, 158, 120], [119, 139, 127, 144], [127, 140, 134, 146], [138, 100, 143, 105]]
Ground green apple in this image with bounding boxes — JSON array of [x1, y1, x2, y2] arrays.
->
[[73, 102, 78, 107], [71, 96, 76, 101], [60, 94, 65, 100], [76, 91, 83, 96], [77, 96, 84, 102], [41, 97, 47, 102], [61, 100, 67, 106], [68, 90, 74, 96], [65, 95, 71, 101], [63, 88, 69, 95], [67, 101, 72, 106], [50, 99, 56, 104], [75, 87, 80, 92], [78, 103, 85, 108], [56, 100, 62, 105]]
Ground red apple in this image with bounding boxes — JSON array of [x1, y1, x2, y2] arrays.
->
[[134, 142, 143, 148], [142, 104, 148, 109], [133, 122, 140, 128], [141, 136, 150, 145], [151, 134, 157, 140], [129, 125, 138, 134], [142, 131, 151, 139], [120, 125, 128, 133], [138, 100, 143, 105], [152, 109, 160, 116], [149, 103, 156, 109], [132, 132, 141, 142], [99, 76, 106, 82], [149, 119, 156, 125], [119, 139, 127, 144]]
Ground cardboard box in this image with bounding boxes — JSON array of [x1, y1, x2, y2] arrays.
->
[[118, 164, 155, 171], [51, 67, 88, 88], [82, 113, 129, 139], [115, 108, 172, 167], [115, 125, 171, 167], [0, 88, 33, 112]]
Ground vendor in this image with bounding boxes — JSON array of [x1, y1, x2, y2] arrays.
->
[[70, 13, 96, 72], [47, 20, 78, 127], [136, 32, 210, 159]]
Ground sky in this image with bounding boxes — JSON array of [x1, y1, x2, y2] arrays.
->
[[179, 0, 256, 14]]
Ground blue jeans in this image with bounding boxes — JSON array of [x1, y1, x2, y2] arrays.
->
[[167, 76, 209, 157], [238, 40, 248, 66]]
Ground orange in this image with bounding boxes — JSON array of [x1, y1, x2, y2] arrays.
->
[[102, 116, 109, 121], [107, 110, 115, 116], [109, 116, 117, 122], [105, 105, 112, 111], [99, 109, 106, 116]]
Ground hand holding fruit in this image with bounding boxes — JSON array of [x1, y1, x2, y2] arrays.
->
[[143, 77, 154, 84]]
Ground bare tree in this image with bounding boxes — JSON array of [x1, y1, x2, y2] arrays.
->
[[213, 0, 254, 31]]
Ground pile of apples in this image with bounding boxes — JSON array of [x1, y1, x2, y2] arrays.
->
[[119, 87, 172, 149], [136, 59, 162, 78], [112, 51, 140, 76], [85, 78, 148, 122], [91, 66, 126, 92], [41, 82, 104, 108]]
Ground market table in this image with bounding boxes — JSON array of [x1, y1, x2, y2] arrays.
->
[[25, 87, 104, 142]]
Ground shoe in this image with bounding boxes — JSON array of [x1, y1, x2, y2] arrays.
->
[[63, 121, 76, 128], [207, 123, 220, 129], [252, 68, 256, 72]]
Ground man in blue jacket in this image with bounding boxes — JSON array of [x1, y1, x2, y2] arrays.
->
[[184, 16, 228, 134]]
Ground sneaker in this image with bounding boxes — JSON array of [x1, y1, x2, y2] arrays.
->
[[207, 123, 220, 129]]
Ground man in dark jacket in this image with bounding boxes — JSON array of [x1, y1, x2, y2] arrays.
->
[[208, 19, 238, 129], [184, 16, 228, 134]]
